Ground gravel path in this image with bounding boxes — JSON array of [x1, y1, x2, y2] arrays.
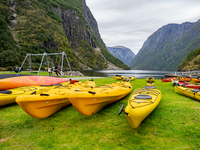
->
[[0, 74, 32, 79]]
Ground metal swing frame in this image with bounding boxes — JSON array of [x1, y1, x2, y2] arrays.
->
[[17, 52, 72, 77]]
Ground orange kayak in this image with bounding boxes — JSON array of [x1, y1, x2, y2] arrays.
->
[[178, 77, 191, 82], [192, 78, 200, 83], [161, 78, 171, 82], [0, 76, 69, 90]]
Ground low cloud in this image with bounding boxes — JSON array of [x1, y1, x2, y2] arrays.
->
[[86, 0, 200, 54]]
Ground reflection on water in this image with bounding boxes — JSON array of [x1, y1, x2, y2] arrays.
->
[[80, 70, 175, 79]]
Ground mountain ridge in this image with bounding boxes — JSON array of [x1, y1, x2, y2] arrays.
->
[[106, 46, 135, 66], [130, 19, 200, 70]]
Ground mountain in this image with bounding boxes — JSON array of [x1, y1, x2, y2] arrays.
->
[[130, 20, 200, 70], [0, 0, 129, 70], [106, 46, 135, 66]]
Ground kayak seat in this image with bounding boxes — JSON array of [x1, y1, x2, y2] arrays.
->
[[39, 85, 52, 86], [144, 86, 156, 89], [52, 84, 63, 86], [0, 90, 12, 94], [115, 75, 121, 77], [135, 95, 152, 99], [192, 89, 200, 93]]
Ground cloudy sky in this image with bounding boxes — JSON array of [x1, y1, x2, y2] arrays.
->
[[86, 0, 200, 54]]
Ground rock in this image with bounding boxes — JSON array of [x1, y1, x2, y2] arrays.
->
[[62, 71, 84, 76]]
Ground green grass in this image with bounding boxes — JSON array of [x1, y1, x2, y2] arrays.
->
[[0, 71, 83, 78], [1, 77, 200, 149]]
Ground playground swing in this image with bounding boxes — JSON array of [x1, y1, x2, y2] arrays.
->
[[17, 52, 72, 77]]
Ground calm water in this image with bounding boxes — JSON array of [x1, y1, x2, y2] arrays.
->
[[80, 70, 175, 79]]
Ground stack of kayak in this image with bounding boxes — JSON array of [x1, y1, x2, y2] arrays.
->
[[1, 75, 133, 119], [0, 76, 76, 107], [119, 83, 161, 128], [16, 80, 132, 118]]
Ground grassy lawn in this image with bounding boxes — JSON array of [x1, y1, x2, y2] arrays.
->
[[0, 77, 200, 149]]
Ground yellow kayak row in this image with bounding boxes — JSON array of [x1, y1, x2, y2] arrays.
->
[[174, 85, 200, 101], [16, 80, 132, 118], [119, 85, 161, 128], [16, 81, 96, 118]]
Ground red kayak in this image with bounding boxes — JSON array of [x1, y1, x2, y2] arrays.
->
[[162, 78, 171, 82], [161, 77, 177, 82], [178, 80, 200, 89], [0, 76, 70, 90]]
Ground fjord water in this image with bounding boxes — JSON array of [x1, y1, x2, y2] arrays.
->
[[80, 70, 175, 79]]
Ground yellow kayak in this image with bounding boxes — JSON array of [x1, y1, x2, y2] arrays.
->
[[119, 85, 161, 128], [113, 75, 124, 80], [16, 81, 96, 118], [174, 85, 200, 101], [146, 76, 154, 82], [68, 81, 132, 116], [0, 83, 67, 107], [113, 75, 135, 81], [122, 76, 135, 81]]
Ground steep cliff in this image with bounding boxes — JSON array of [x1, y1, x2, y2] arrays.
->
[[0, 0, 129, 70], [106, 46, 135, 66], [130, 20, 200, 70]]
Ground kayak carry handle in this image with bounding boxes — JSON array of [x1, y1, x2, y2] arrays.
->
[[88, 91, 96, 94], [118, 103, 124, 115], [40, 94, 50, 96], [31, 91, 36, 95]]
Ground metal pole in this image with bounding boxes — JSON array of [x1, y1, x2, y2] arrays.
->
[[17, 54, 28, 75], [64, 52, 72, 76], [38, 53, 46, 76], [29, 54, 32, 75], [60, 52, 64, 77], [46, 54, 49, 68]]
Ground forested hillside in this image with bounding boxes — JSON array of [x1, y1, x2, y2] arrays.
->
[[0, 0, 129, 70], [178, 46, 200, 71]]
